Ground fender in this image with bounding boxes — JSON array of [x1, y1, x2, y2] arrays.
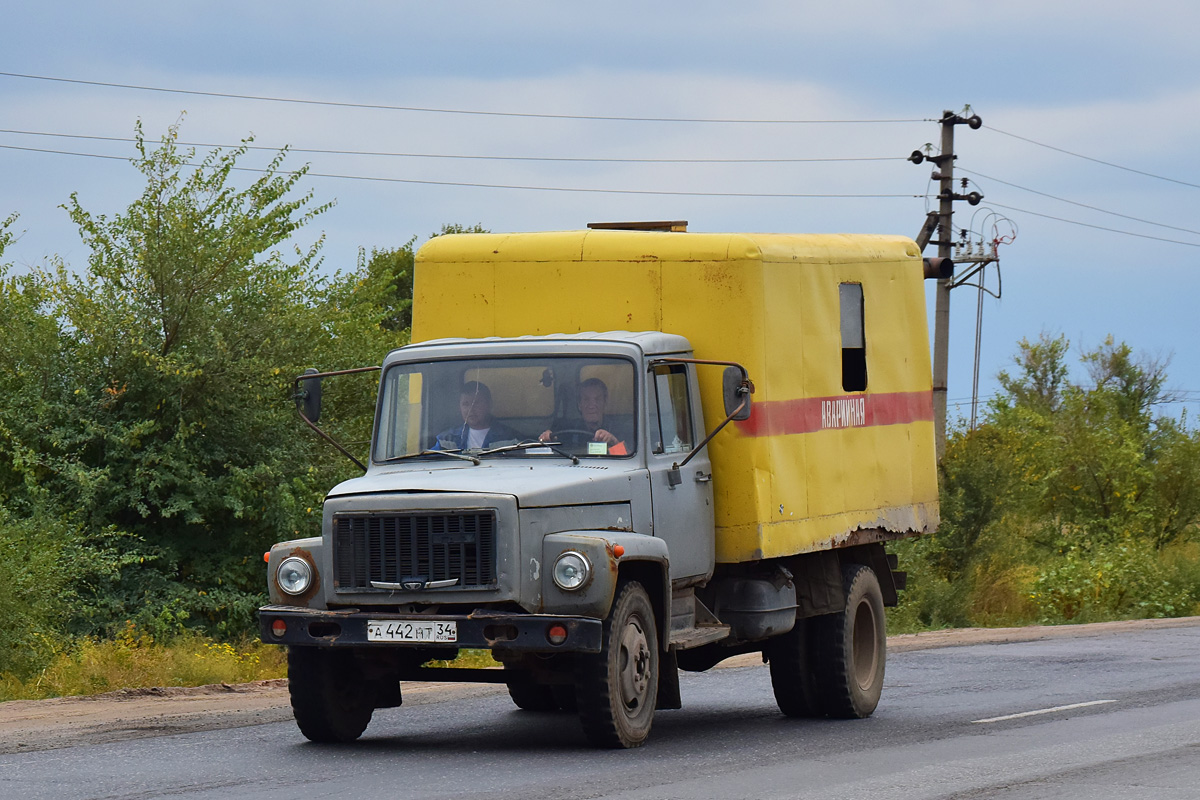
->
[[266, 537, 325, 608], [541, 531, 669, 624]]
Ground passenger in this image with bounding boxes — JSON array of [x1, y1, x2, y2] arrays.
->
[[433, 381, 519, 450], [539, 377, 630, 455]]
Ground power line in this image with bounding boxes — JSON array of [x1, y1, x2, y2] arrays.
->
[[0, 71, 927, 125], [0, 142, 130, 163], [984, 125, 1200, 190], [948, 392, 1200, 407], [949, 392, 998, 404], [961, 167, 1200, 237], [0, 128, 904, 165], [986, 202, 1200, 248], [11, 123, 1194, 245], [0, 142, 928, 199]]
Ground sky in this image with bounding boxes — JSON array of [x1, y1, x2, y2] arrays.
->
[[3, 1, 1199, 423]]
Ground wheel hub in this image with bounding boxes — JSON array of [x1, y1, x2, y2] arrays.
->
[[618, 619, 651, 710], [852, 598, 879, 690]]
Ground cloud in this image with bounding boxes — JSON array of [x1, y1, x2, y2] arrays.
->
[[3, 2, 1199, 416]]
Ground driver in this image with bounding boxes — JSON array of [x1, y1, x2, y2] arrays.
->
[[433, 381, 519, 450], [539, 378, 630, 455]]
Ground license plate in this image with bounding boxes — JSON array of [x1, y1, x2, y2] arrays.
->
[[367, 619, 457, 643]]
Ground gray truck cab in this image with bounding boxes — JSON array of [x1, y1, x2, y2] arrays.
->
[[260, 331, 732, 747]]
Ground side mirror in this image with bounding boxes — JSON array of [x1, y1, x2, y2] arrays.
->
[[297, 368, 322, 424], [722, 366, 753, 421]]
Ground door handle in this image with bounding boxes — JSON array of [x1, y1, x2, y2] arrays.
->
[[695, 471, 712, 483]]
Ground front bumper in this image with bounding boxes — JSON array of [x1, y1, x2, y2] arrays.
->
[[258, 605, 603, 653]]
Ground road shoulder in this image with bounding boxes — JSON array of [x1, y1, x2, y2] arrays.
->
[[3, 616, 1197, 754]]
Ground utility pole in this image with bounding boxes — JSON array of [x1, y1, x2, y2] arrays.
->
[[911, 109, 982, 461]]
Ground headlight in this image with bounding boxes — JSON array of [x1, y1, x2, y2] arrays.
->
[[277, 556, 313, 595], [552, 551, 591, 591]]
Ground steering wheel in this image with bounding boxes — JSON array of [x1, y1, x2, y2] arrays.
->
[[548, 429, 596, 439]]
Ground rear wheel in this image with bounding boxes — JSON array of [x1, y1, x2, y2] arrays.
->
[[810, 564, 886, 718], [765, 617, 822, 717], [288, 647, 375, 742], [575, 580, 659, 748]]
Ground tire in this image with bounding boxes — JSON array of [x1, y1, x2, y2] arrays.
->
[[810, 564, 887, 719], [505, 670, 560, 712], [575, 580, 659, 748], [288, 647, 375, 743], [765, 617, 822, 717], [552, 683, 578, 712]]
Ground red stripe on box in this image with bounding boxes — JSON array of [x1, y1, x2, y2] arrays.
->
[[734, 390, 933, 437]]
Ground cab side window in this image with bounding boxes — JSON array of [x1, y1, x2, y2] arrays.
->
[[840, 283, 867, 391], [650, 365, 694, 454]]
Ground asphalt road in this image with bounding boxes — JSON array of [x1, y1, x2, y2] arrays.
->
[[3, 625, 1199, 800]]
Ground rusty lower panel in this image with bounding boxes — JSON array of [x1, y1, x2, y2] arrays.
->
[[258, 605, 602, 653], [828, 526, 912, 548], [727, 501, 939, 563]]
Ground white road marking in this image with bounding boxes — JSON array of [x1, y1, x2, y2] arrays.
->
[[972, 699, 1117, 724]]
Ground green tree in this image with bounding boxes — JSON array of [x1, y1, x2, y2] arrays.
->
[[996, 332, 1070, 414], [0, 120, 502, 673], [359, 242, 417, 333], [1081, 336, 1171, 424], [1145, 421, 1200, 550], [6, 121, 356, 638], [354, 224, 488, 336], [0, 216, 74, 675], [434, 222, 488, 237]]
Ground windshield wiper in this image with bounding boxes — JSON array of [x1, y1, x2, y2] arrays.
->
[[479, 440, 579, 464], [380, 449, 481, 465]]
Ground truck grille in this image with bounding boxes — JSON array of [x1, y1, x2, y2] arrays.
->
[[332, 512, 497, 592]]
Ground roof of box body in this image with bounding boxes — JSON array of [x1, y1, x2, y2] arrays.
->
[[416, 230, 921, 266]]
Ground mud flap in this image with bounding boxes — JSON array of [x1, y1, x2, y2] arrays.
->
[[656, 649, 682, 710]]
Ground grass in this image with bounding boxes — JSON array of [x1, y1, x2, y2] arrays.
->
[[0, 625, 287, 702], [426, 650, 501, 670], [0, 624, 501, 702]]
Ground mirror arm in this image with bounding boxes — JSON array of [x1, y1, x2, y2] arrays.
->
[[648, 356, 748, 379], [292, 366, 380, 473], [672, 398, 744, 472], [296, 407, 368, 472], [674, 394, 746, 471]]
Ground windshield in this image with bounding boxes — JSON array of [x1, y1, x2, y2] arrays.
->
[[374, 355, 638, 461]]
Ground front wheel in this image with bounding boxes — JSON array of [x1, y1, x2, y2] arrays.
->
[[575, 580, 659, 748], [288, 647, 376, 742], [505, 666, 560, 712]]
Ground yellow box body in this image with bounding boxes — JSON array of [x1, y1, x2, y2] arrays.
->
[[413, 230, 939, 564]]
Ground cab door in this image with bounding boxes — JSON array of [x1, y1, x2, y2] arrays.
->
[[646, 362, 715, 583]]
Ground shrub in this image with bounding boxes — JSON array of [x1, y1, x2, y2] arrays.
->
[[1030, 538, 1192, 623], [0, 510, 85, 680]]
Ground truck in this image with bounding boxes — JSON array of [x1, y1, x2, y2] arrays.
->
[[259, 224, 941, 748]]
